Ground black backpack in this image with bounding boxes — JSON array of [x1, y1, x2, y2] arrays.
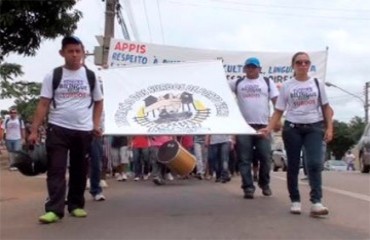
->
[[52, 66, 96, 108], [235, 76, 271, 95]]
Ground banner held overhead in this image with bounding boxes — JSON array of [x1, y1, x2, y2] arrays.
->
[[101, 60, 256, 135]]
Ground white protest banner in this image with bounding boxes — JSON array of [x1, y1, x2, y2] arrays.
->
[[101, 60, 256, 135], [107, 38, 328, 83]]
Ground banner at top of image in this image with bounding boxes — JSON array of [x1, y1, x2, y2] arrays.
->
[[107, 38, 328, 83]]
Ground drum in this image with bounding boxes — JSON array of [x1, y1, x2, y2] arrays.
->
[[157, 140, 196, 176]]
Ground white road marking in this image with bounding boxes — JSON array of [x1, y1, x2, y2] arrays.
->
[[272, 175, 370, 202]]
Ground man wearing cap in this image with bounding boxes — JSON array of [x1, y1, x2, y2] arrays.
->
[[229, 57, 279, 199], [28, 36, 103, 224]]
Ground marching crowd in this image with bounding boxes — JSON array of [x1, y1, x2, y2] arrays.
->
[[1, 36, 334, 224]]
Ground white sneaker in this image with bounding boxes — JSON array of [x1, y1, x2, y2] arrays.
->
[[99, 180, 108, 188], [134, 177, 140, 181], [166, 173, 174, 181], [116, 173, 127, 181], [121, 173, 128, 181], [9, 167, 18, 171], [310, 203, 329, 216], [86, 179, 90, 190], [290, 202, 302, 214], [143, 174, 149, 180], [93, 193, 106, 201]]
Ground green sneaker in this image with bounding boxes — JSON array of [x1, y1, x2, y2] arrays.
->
[[39, 212, 60, 224], [70, 208, 87, 218]]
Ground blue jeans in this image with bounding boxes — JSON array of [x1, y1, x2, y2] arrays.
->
[[236, 135, 271, 193], [302, 141, 327, 175], [194, 142, 207, 175], [208, 142, 230, 180], [5, 139, 22, 166], [89, 137, 103, 196], [282, 121, 325, 204]]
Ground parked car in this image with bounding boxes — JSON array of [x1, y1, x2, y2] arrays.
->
[[357, 123, 370, 173], [271, 149, 287, 172], [324, 160, 347, 171]]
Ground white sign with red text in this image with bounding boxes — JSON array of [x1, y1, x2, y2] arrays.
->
[[107, 38, 328, 83]]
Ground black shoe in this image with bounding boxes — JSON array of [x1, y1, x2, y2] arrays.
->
[[253, 175, 258, 182], [215, 178, 221, 183], [243, 191, 254, 199], [195, 173, 204, 180], [221, 177, 231, 183], [153, 177, 165, 186], [262, 186, 272, 196]]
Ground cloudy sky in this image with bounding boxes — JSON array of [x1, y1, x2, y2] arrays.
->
[[3, 0, 370, 122]]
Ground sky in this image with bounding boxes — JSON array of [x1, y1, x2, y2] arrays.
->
[[2, 0, 370, 123]]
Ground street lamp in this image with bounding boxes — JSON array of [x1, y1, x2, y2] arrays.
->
[[325, 81, 368, 123]]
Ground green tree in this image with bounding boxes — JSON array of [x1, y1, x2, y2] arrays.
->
[[0, 0, 82, 59], [347, 116, 366, 143], [0, 63, 24, 98], [0, 81, 41, 121], [327, 120, 356, 159]]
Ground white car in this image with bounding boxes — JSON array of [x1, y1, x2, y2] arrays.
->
[[357, 123, 370, 173], [272, 149, 287, 172], [324, 160, 347, 171]]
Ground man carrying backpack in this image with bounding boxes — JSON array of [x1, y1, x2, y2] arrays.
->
[[229, 57, 279, 199], [28, 36, 103, 224], [0, 108, 25, 171]]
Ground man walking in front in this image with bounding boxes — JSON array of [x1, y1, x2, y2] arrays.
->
[[28, 36, 103, 223], [229, 57, 279, 199]]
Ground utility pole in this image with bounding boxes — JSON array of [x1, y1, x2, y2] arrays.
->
[[94, 0, 130, 66], [359, 81, 370, 123], [102, 0, 117, 66]]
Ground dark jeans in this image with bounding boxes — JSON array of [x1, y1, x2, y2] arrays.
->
[[236, 134, 271, 193], [45, 124, 92, 218], [208, 142, 230, 180], [89, 137, 103, 196], [133, 148, 150, 177], [229, 148, 239, 175], [282, 121, 325, 203], [150, 146, 168, 179]]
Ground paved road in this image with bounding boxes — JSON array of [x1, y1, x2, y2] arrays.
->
[[1, 165, 369, 240]]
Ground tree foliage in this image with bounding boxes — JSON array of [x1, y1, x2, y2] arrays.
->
[[0, 62, 24, 98], [327, 118, 366, 159], [0, 0, 82, 59]]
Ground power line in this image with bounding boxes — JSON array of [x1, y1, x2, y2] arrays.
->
[[212, 0, 370, 13], [116, 1, 131, 39], [143, 0, 153, 42], [169, 0, 370, 21], [156, 0, 165, 44]]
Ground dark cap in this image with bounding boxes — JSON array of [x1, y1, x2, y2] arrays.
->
[[61, 36, 83, 48]]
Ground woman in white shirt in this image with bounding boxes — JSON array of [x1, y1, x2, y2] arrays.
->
[[260, 52, 333, 217]]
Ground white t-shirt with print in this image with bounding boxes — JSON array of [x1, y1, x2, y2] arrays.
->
[[1, 117, 25, 140], [40, 67, 103, 131], [229, 76, 279, 124], [275, 77, 328, 124]]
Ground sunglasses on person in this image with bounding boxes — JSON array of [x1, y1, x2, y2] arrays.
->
[[244, 64, 258, 69], [295, 60, 311, 66], [10, 111, 17, 114]]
